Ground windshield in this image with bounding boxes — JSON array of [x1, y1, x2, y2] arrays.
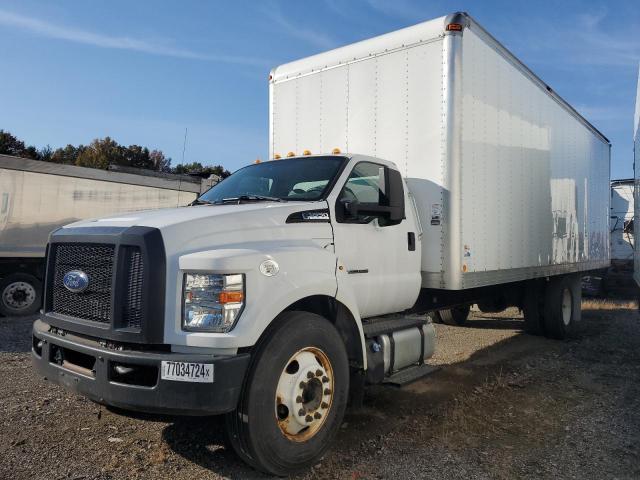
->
[[198, 156, 347, 203]]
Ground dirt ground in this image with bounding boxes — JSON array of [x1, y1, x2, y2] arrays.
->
[[1, 301, 639, 479]]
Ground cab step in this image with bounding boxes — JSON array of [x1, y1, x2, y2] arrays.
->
[[383, 363, 440, 387]]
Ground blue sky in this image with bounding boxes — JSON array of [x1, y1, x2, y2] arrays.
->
[[0, 0, 638, 178]]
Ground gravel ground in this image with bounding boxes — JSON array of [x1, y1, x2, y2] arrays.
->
[[1, 302, 639, 479]]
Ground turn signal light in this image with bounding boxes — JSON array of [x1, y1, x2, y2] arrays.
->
[[219, 291, 244, 304]]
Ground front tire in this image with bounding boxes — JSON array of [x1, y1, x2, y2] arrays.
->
[[224, 311, 349, 476], [0, 273, 42, 317]]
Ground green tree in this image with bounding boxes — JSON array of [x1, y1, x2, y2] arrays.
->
[[51, 144, 83, 164], [38, 145, 53, 162], [121, 144, 153, 169], [0, 130, 229, 176], [76, 137, 122, 169], [172, 162, 231, 178], [0, 130, 31, 158], [150, 149, 172, 172]]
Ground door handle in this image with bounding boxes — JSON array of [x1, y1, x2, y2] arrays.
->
[[408, 232, 416, 251]]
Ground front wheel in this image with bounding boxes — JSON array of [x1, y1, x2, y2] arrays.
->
[[0, 273, 42, 317], [224, 311, 349, 476]]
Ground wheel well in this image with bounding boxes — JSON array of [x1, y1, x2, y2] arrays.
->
[[0, 258, 45, 279], [284, 295, 364, 369]]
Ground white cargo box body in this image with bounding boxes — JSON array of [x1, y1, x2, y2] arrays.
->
[[270, 12, 610, 290]]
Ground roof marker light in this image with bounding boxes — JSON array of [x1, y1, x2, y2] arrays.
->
[[287, 151, 296, 157], [274, 154, 281, 160], [302, 149, 311, 155], [332, 148, 341, 154]]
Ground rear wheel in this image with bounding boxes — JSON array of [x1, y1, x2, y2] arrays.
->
[[224, 311, 349, 476], [437, 305, 470, 326], [543, 275, 581, 339], [0, 273, 42, 317]]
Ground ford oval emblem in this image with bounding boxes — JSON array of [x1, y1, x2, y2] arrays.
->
[[63, 270, 90, 293]]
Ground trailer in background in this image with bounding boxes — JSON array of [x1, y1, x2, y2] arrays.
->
[[634, 65, 640, 288], [0, 154, 209, 316], [584, 179, 636, 297], [611, 179, 634, 263]]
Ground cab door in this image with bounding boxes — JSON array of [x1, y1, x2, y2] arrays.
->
[[329, 159, 421, 318]]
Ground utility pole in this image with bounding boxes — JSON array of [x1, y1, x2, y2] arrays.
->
[[181, 127, 188, 165]]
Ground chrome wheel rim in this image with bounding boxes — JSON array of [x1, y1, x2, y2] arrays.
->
[[2, 281, 36, 311], [275, 346, 334, 441]]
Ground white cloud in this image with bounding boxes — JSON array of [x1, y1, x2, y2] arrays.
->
[[261, 4, 338, 50], [510, 8, 639, 68], [364, 0, 433, 21], [0, 8, 269, 66]]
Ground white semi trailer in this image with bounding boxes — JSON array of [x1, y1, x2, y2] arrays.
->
[[0, 154, 203, 316], [634, 64, 640, 287], [32, 13, 609, 475]]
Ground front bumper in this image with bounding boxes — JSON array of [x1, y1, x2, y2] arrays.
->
[[32, 319, 250, 416]]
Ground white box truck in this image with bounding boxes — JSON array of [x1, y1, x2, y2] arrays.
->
[[0, 154, 204, 316], [32, 13, 610, 475]]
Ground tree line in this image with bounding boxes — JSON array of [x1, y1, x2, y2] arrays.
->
[[0, 130, 231, 178]]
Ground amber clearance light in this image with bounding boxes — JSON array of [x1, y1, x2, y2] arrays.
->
[[219, 291, 244, 304]]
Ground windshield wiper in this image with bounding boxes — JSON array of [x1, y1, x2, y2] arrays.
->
[[189, 198, 214, 206], [216, 195, 286, 204]]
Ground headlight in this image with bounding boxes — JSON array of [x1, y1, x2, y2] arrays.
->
[[182, 273, 244, 332]]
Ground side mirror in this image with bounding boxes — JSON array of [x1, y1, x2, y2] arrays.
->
[[341, 199, 360, 219], [336, 165, 405, 225], [386, 168, 405, 223]]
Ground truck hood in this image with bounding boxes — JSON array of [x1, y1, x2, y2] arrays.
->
[[63, 201, 333, 254], [65, 202, 319, 229]]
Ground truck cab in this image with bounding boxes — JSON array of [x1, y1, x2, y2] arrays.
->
[[32, 153, 432, 475]]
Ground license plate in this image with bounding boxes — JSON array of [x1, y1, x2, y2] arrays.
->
[[161, 361, 214, 383]]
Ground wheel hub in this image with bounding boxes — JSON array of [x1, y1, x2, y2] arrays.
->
[[2, 282, 36, 310], [275, 347, 334, 441]]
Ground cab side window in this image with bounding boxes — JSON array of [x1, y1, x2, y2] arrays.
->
[[340, 162, 387, 204], [337, 162, 402, 225]]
